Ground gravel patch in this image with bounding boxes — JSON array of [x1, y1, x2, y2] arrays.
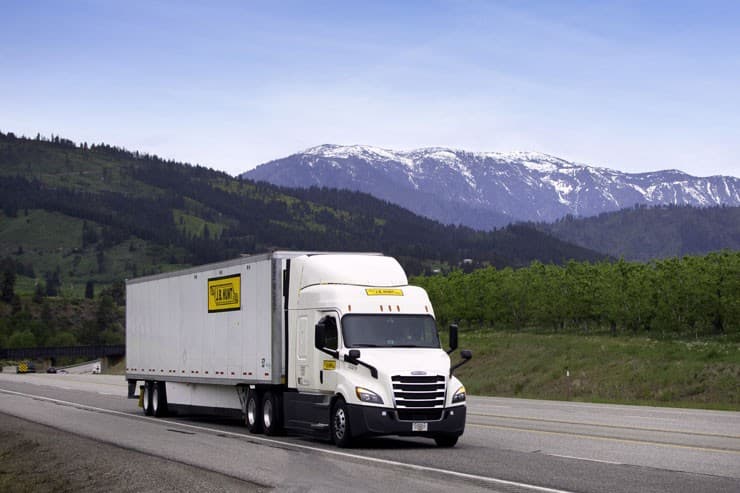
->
[[0, 413, 269, 492]]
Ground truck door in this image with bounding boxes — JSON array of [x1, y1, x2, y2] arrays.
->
[[315, 313, 339, 394]]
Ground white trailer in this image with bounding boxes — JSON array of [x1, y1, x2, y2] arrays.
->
[[126, 251, 471, 447]]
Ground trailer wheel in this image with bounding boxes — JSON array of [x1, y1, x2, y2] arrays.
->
[[245, 391, 263, 434], [142, 381, 154, 416], [262, 391, 283, 436], [330, 397, 353, 448], [434, 435, 459, 447], [152, 381, 168, 417]]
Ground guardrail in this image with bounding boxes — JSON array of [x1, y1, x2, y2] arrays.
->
[[0, 344, 125, 360]]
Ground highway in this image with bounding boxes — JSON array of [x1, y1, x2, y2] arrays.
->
[[1, 373, 738, 492]]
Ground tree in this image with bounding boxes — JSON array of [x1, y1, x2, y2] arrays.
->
[[32, 282, 45, 303], [7, 330, 36, 348], [1, 262, 15, 302], [96, 294, 118, 332], [10, 294, 22, 314], [46, 331, 77, 347], [45, 268, 60, 296], [85, 280, 95, 299]]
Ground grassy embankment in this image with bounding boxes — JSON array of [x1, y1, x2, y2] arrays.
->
[[451, 329, 740, 411]]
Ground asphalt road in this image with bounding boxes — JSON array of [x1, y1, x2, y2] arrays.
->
[[0, 373, 738, 492]]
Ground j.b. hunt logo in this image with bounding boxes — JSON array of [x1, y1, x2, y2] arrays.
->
[[208, 274, 241, 313]]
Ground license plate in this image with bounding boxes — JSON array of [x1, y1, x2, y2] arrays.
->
[[412, 422, 428, 432]]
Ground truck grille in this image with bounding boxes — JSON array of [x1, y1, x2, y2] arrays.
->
[[391, 375, 445, 410]]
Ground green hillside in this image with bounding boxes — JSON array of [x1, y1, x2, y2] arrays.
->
[[0, 130, 606, 295], [536, 205, 740, 261]]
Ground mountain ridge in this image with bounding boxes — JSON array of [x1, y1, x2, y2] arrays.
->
[[244, 144, 740, 230]]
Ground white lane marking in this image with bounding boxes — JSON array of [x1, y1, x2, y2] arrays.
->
[[550, 454, 623, 465], [0, 388, 574, 493], [624, 415, 673, 421], [97, 392, 118, 396]]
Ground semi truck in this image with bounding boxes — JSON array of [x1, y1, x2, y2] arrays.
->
[[125, 251, 472, 447]]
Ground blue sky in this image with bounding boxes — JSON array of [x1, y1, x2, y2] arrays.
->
[[1, 0, 738, 177]]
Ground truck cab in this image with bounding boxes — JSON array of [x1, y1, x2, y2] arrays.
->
[[282, 254, 470, 447]]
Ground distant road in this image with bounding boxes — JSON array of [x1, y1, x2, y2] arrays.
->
[[0, 373, 738, 493]]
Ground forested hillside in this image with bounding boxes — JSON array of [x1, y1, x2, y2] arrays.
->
[[536, 205, 740, 261], [0, 130, 605, 296]]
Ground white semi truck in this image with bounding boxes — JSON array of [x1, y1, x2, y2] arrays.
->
[[125, 251, 472, 447]]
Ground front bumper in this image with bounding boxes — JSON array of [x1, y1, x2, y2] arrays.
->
[[346, 404, 466, 439]]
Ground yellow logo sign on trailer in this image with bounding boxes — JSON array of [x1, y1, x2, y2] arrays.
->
[[208, 274, 241, 312]]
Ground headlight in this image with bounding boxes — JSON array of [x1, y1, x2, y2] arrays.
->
[[355, 387, 384, 404], [452, 385, 466, 403]]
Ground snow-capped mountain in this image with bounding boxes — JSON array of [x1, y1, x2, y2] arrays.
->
[[243, 144, 740, 230]]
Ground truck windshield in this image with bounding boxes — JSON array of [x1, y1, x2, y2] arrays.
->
[[341, 315, 440, 348]]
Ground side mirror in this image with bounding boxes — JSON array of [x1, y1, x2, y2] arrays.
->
[[447, 324, 459, 354], [348, 349, 361, 360], [315, 320, 326, 350], [450, 348, 473, 377]]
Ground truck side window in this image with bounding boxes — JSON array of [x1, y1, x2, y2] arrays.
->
[[324, 316, 338, 350]]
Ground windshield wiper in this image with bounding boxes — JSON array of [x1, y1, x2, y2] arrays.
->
[[351, 343, 379, 347], [393, 344, 423, 348]]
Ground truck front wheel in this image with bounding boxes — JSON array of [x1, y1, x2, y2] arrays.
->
[[245, 391, 263, 434], [330, 398, 353, 448]]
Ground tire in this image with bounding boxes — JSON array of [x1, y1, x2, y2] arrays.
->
[[330, 398, 353, 448], [434, 435, 459, 448], [152, 381, 168, 417], [142, 381, 153, 416], [262, 391, 283, 436], [245, 391, 263, 434]]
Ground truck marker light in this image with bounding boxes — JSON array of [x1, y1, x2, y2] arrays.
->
[[397, 305, 400, 312], [379, 305, 383, 311], [348, 305, 352, 311], [388, 305, 392, 311]]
